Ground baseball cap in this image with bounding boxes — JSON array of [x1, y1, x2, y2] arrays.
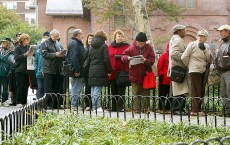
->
[[216, 25, 230, 31], [173, 24, 186, 32]]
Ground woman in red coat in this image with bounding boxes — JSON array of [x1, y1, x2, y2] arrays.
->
[[157, 42, 171, 113], [108, 30, 129, 112]]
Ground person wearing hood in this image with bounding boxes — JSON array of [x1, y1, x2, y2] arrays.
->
[[215, 25, 230, 117], [108, 30, 129, 112], [88, 30, 112, 112], [0, 37, 15, 106], [121, 32, 155, 113], [181, 29, 211, 116], [67, 29, 86, 110]]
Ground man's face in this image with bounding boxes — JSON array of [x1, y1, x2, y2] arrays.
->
[[197, 35, 206, 43], [178, 29, 186, 38], [51, 33, 60, 41], [17, 34, 21, 41], [219, 29, 229, 39], [136, 41, 146, 48], [76, 32, 84, 41]]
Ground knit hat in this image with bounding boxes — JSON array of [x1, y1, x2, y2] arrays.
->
[[1, 37, 12, 42], [43, 31, 50, 37], [135, 32, 147, 42]]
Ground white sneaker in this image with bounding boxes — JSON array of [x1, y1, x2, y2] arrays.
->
[[2, 102, 9, 107], [95, 107, 103, 112], [16, 104, 23, 107], [85, 107, 91, 111]]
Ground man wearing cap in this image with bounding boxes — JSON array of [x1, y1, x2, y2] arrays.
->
[[66, 29, 85, 110], [215, 24, 230, 117], [121, 32, 155, 113], [168, 24, 189, 115]]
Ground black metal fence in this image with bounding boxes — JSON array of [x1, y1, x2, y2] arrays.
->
[[1, 83, 230, 144]]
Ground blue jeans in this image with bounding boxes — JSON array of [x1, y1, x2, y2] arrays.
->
[[91, 86, 102, 110], [37, 78, 44, 99], [70, 77, 84, 107]]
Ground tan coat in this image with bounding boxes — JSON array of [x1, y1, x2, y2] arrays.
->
[[169, 34, 189, 96], [181, 40, 211, 73]]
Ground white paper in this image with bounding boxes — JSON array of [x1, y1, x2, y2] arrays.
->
[[128, 55, 144, 65], [27, 56, 35, 70]]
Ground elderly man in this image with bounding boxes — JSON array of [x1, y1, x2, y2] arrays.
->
[[67, 29, 85, 110], [168, 24, 189, 115], [41, 29, 65, 109], [121, 32, 155, 113], [215, 24, 230, 117]]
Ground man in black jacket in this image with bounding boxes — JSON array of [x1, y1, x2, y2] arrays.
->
[[67, 29, 85, 110], [41, 29, 65, 109]]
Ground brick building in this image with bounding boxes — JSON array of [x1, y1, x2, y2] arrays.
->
[[2, 0, 230, 50]]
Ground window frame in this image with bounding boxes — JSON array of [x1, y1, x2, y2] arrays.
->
[[177, 0, 197, 9], [2, 2, 17, 10]]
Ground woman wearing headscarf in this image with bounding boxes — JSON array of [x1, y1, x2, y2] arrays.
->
[[181, 29, 211, 116]]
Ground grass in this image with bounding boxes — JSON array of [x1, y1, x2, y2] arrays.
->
[[3, 112, 230, 145]]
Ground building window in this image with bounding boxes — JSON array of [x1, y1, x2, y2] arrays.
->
[[3, 2, 17, 9], [67, 28, 76, 44], [177, 0, 196, 9], [25, 2, 30, 9], [25, 13, 36, 25], [114, 15, 125, 29]]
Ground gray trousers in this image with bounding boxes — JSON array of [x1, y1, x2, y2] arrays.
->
[[220, 71, 230, 114]]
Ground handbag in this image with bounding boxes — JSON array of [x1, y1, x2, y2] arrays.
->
[[171, 66, 187, 83], [143, 71, 156, 89], [62, 60, 74, 77], [116, 63, 131, 86]]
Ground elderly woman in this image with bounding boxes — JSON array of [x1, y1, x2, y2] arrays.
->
[[108, 30, 129, 112], [88, 30, 112, 112], [14, 33, 33, 107], [181, 29, 211, 116], [0, 37, 14, 106]]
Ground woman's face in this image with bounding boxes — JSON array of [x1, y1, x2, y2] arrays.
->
[[115, 34, 124, 43], [87, 36, 93, 45], [23, 38, 30, 46], [197, 35, 206, 43]]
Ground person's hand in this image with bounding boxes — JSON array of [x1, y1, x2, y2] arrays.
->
[[75, 72, 80, 77], [55, 52, 65, 57], [115, 55, 121, 60], [198, 43, 206, 50], [128, 57, 133, 60], [141, 57, 146, 63], [25, 50, 33, 56], [159, 75, 163, 82], [108, 74, 111, 77]]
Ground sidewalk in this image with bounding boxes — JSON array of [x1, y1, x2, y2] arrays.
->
[[0, 89, 36, 118]]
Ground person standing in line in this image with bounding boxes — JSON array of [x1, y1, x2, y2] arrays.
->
[[108, 30, 129, 112], [0, 37, 15, 106], [83, 33, 94, 111], [14, 34, 33, 107], [157, 42, 171, 113], [121, 32, 155, 113], [168, 24, 189, 115], [215, 25, 230, 117], [41, 29, 65, 109], [88, 30, 112, 112], [67, 29, 86, 110], [181, 29, 211, 116]]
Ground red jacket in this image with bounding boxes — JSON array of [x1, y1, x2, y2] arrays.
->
[[157, 42, 170, 85], [121, 41, 155, 84], [108, 41, 129, 80]]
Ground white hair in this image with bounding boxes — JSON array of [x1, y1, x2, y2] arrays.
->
[[50, 29, 60, 36]]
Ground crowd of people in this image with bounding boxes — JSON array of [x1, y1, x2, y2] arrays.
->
[[0, 24, 230, 116]]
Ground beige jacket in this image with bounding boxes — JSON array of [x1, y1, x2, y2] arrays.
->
[[169, 34, 189, 96], [181, 41, 211, 73]]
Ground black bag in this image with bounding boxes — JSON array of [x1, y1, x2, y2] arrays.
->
[[62, 61, 74, 77], [116, 63, 131, 86], [171, 66, 187, 83]]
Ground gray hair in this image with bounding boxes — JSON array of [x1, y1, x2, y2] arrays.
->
[[73, 29, 82, 37], [50, 29, 60, 36]]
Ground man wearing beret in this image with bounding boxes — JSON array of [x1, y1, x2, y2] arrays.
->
[[215, 24, 230, 117], [168, 24, 189, 115], [121, 32, 155, 113]]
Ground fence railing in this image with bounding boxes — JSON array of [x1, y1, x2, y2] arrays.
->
[[1, 83, 230, 144]]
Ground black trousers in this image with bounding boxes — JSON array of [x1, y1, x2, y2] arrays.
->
[[15, 72, 29, 104], [158, 84, 171, 110], [110, 80, 126, 111], [44, 73, 64, 108], [9, 70, 17, 104], [84, 77, 92, 108]]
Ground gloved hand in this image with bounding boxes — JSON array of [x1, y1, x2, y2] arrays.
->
[[159, 75, 163, 82], [115, 55, 121, 60], [198, 43, 206, 50]]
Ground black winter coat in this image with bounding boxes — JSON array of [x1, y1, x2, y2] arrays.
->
[[41, 38, 63, 74], [67, 37, 85, 78], [88, 37, 112, 86], [14, 44, 29, 74]]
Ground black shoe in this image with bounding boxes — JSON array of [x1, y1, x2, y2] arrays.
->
[[119, 108, 124, 112], [173, 111, 188, 115], [9, 103, 16, 106]]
